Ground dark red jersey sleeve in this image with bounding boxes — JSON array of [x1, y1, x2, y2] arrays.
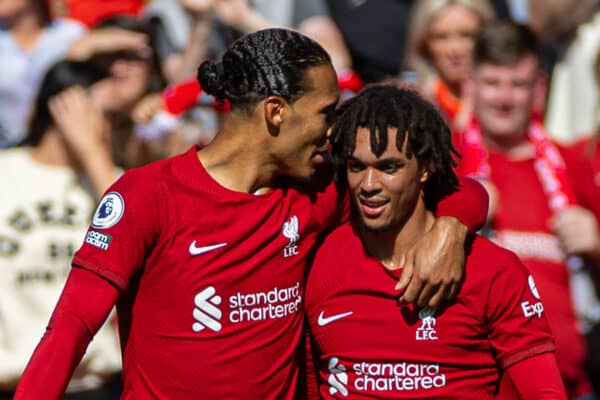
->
[[505, 352, 567, 399], [484, 245, 556, 368], [14, 267, 120, 399], [436, 176, 488, 234], [72, 168, 165, 290], [314, 180, 351, 230]]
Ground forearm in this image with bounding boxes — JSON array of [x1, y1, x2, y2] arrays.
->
[[78, 149, 119, 200], [164, 14, 212, 83], [297, 16, 352, 72], [506, 352, 567, 399], [14, 311, 94, 399], [436, 176, 489, 234], [14, 267, 119, 399]]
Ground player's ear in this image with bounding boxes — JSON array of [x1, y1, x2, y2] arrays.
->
[[419, 165, 431, 183], [263, 96, 287, 136]]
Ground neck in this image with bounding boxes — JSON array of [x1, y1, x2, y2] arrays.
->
[[6, 4, 45, 50], [362, 198, 435, 270], [30, 129, 77, 168], [197, 114, 279, 193]]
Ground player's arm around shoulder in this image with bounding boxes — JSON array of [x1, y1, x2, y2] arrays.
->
[[397, 176, 489, 309]]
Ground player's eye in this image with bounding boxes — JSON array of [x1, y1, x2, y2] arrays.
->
[[347, 159, 365, 173]]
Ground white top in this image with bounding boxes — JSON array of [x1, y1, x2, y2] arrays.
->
[[0, 148, 121, 391]]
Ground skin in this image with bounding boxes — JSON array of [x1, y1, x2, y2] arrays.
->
[[0, 0, 29, 21], [198, 62, 469, 307], [347, 126, 458, 306], [197, 62, 340, 193], [473, 55, 538, 151], [427, 4, 480, 95], [473, 54, 600, 263], [347, 127, 430, 235]]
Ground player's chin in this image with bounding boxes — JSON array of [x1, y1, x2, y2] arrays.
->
[[358, 215, 392, 233]]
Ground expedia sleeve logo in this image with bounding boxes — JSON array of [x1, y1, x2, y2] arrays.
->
[[521, 275, 544, 318], [92, 192, 125, 229]]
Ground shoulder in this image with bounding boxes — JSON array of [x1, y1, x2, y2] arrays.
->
[[314, 222, 359, 259], [466, 235, 529, 281], [104, 150, 193, 214], [306, 222, 361, 307], [117, 148, 190, 185], [309, 223, 360, 279]]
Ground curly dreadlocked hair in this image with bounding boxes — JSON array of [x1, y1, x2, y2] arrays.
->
[[331, 85, 460, 209]]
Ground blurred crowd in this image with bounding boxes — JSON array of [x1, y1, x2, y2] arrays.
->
[[1, 0, 599, 398]]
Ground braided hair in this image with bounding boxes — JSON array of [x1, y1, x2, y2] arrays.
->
[[331, 85, 460, 209], [197, 28, 331, 113]]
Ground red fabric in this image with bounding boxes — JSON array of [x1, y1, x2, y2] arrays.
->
[[454, 141, 593, 396], [71, 146, 346, 399], [305, 224, 556, 398], [65, 0, 142, 27], [305, 327, 320, 400], [435, 176, 488, 234], [458, 116, 578, 212], [14, 267, 119, 399], [498, 353, 567, 399], [14, 146, 486, 399], [559, 136, 600, 220]]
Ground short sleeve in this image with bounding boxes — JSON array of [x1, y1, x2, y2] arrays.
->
[[313, 180, 350, 232], [72, 169, 164, 291], [485, 249, 556, 369], [436, 176, 488, 234]]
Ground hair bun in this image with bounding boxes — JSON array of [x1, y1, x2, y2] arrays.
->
[[197, 60, 226, 99]]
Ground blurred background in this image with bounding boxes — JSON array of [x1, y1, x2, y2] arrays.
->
[[0, 0, 599, 398]]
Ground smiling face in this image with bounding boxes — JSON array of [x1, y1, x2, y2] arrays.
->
[[275, 63, 340, 179], [347, 126, 429, 232], [473, 54, 537, 142], [426, 4, 481, 86]]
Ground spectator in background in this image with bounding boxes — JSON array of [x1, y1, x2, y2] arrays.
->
[[545, 6, 600, 142], [0, 60, 121, 400], [455, 21, 597, 398], [0, 0, 85, 148], [145, 0, 352, 83], [66, 15, 168, 169], [406, 0, 494, 132], [305, 84, 566, 399], [560, 48, 600, 395], [326, 0, 415, 84], [15, 28, 488, 399]]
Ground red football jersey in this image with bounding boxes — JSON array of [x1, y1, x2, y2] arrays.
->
[[73, 147, 346, 399], [305, 223, 555, 399], [559, 137, 600, 221], [484, 151, 590, 392]]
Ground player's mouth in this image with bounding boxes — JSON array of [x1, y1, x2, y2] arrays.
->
[[359, 198, 388, 218]]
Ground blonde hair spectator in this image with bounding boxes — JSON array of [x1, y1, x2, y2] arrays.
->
[[406, 0, 494, 131]]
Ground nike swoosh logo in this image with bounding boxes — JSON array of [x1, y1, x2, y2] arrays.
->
[[317, 310, 353, 326], [189, 241, 228, 256]]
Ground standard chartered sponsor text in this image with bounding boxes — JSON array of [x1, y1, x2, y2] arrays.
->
[[352, 362, 446, 392], [229, 282, 301, 323]]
